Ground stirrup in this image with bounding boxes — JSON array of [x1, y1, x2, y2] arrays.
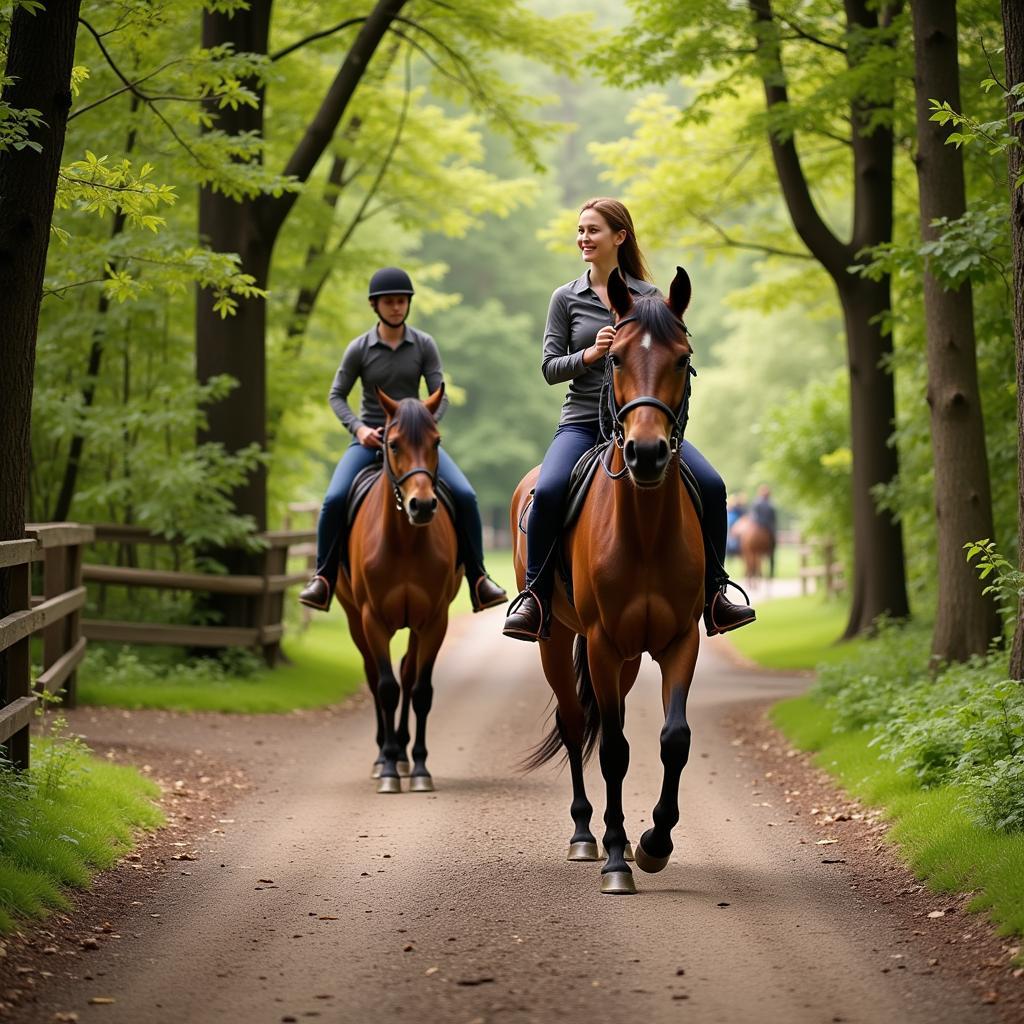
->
[[718, 577, 751, 605], [502, 588, 550, 641]]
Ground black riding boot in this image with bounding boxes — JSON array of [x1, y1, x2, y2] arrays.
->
[[502, 587, 550, 642], [703, 578, 755, 636]]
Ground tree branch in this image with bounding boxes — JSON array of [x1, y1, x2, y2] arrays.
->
[[748, 0, 849, 279], [776, 13, 846, 54], [693, 211, 813, 260], [258, 0, 407, 244], [68, 59, 182, 121], [269, 17, 366, 63]]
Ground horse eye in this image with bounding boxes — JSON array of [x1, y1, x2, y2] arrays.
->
[[433, 437, 441, 449], [389, 441, 399, 453]]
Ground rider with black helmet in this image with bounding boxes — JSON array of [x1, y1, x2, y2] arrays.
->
[[299, 268, 507, 613]]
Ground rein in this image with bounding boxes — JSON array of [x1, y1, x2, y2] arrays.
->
[[382, 421, 438, 512], [597, 312, 697, 480]]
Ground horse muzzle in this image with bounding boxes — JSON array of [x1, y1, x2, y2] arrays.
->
[[405, 493, 438, 526], [623, 436, 671, 488]]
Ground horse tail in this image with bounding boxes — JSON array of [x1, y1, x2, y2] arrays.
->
[[575, 635, 602, 765], [520, 635, 602, 772]]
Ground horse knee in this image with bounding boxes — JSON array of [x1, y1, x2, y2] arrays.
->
[[660, 721, 691, 766]]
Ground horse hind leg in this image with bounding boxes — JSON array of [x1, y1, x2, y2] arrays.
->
[[407, 616, 447, 793], [339, 599, 386, 779], [539, 623, 598, 861], [361, 612, 402, 794], [636, 624, 700, 874]]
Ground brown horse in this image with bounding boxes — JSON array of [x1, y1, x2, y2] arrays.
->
[[732, 514, 775, 589], [511, 267, 704, 895], [334, 386, 462, 794]]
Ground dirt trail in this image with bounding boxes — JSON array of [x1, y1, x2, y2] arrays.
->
[[10, 611, 1004, 1024]]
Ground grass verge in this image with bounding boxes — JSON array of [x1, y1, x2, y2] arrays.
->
[[0, 740, 163, 934], [727, 593, 855, 671], [79, 549, 517, 714], [773, 694, 1024, 939]]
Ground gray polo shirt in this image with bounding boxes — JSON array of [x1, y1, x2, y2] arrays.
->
[[329, 324, 448, 435], [542, 270, 660, 425]]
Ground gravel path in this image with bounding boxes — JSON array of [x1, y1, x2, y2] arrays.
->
[[2, 609, 1009, 1024]]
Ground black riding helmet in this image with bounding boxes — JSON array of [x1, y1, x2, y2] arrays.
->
[[368, 267, 415, 298]]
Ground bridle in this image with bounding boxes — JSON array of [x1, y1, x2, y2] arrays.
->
[[598, 312, 697, 479], [382, 421, 438, 512]]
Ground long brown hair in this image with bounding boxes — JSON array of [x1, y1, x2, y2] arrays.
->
[[580, 197, 652, 283]]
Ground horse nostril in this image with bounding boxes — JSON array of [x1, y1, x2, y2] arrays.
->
[[657, 438, 669, 462], [624, 439, 637, 465], [407, 496, 419, 514], [429, 497, 438, 512]]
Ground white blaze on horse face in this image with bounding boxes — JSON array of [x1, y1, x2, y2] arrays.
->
[[640, 331, 652, 351]]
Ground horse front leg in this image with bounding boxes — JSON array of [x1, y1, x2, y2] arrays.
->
[[395, 635, 418, 778], [636, 623, 700, 873], [587, 630, 632, 895], [407, 616, 447, 793], [340, 598, 385, 779], [361, 611, 402, 794]]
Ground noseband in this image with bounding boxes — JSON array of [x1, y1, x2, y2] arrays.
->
[[382, 421, 438, 512], [598, 313, 697, 479]]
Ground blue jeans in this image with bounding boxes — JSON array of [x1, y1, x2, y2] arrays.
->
[[315, 441, 486, 584], [524, 426, 728, 601]]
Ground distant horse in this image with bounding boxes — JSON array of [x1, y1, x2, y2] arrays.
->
[[334, 386, 462, 794], [511, 267, 704, 895], [732, 514, 775, 589]]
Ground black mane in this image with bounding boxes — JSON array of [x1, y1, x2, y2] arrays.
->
[[627, 294, 686, 344], [393, 397, 437, 445]]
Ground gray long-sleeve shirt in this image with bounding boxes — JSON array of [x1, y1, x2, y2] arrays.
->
[[328, 324, 448, 435], [542, 270, 660, 425]]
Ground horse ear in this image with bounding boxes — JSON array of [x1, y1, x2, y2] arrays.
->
[[376, 387, 399, 419], [607, 267, 633, 320], [423, 382, 445, 417], [668, 266, 691, 318]]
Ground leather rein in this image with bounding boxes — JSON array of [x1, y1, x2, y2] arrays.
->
[[597, 312, 697, 480], [382, 421, 438, 512]]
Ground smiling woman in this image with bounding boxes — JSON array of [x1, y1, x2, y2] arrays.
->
[[502, 197, 755, 643]]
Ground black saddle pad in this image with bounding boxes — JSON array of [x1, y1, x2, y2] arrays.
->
[[519, 441, 704, 606]]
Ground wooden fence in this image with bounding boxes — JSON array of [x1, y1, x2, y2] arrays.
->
[[796, 536, 844, 598], [0, 524, 93, 771], [80, 524, 316, 665]]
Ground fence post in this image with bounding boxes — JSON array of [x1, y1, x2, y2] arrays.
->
[[1, 560, 32, 771], [65, 540, 83, 708], [42, 543, 68, 695], [823, 540, 835, 598], [260, 542, 287, 667], [799, 534, 809, 597]]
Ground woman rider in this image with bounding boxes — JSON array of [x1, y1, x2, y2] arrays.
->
[[502, 198, 756, 642], [299, 267, 507, 613]]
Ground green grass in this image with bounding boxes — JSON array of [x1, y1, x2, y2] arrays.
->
[[0, 741, 163, 933], [727, 594, 856, 671], [773, 695, 1024, 939], [79, 549, 518, 714]]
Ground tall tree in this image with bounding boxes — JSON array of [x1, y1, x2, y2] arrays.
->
[[911, 0, 1000, 662], [1004, 0, 1024, 679], [197, 0, 406, 533], [0, 0, 81, 694]]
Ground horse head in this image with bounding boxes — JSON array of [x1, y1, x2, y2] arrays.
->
[[376, 385, 445, 526], [606, 266, 693, 488]]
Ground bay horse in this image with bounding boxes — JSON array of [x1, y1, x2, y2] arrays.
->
[[334, 386, 462, 794], [511, 267, 704, 895], [733, 515, 775, 589]]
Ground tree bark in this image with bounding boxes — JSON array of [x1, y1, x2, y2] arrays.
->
[[1003, 0, 1024, 679], [750, 0, 910, 637], [0, 0, 81, 697], [195, 0, 407, 531], [910, 0, 1001, 662]]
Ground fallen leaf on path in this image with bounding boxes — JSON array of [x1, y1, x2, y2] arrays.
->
[[928, 911, 945, 919], [87, 997, 115, 1005], [258, 878, 274, 884], [318, 916, 338, 921], [456, 977, 495, 987], [425, 967, 439, 976], [54, 1013, 79, 1022], [981, 991, 998, 1004], [815, 839, 839, 845]]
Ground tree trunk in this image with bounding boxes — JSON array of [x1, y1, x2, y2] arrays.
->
[[0, 0, 81, 708], [911, 0, 1001, 662], [195, 0, 407, 533], [1003, 0, 1024, 679], [750, 0, 910, 637]]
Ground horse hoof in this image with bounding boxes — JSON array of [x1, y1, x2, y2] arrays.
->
[[601, 842, 634, 862], [376, 776, 402, 794], [600, 870, 637, 895], [409, 775, 434, 793], [397, 760, 411, 777], [567, 841, 600, 861], [634, 840, 670, 874], [371, 761, 384, 779]]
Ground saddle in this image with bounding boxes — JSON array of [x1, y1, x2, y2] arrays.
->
[[519, 441, 704, 605], [343, 461, 457, 572]]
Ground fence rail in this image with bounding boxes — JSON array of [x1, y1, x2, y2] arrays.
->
[[796, 536, 844, 598], [0, 524, 94, 771], [81, 524, 314, 663]]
